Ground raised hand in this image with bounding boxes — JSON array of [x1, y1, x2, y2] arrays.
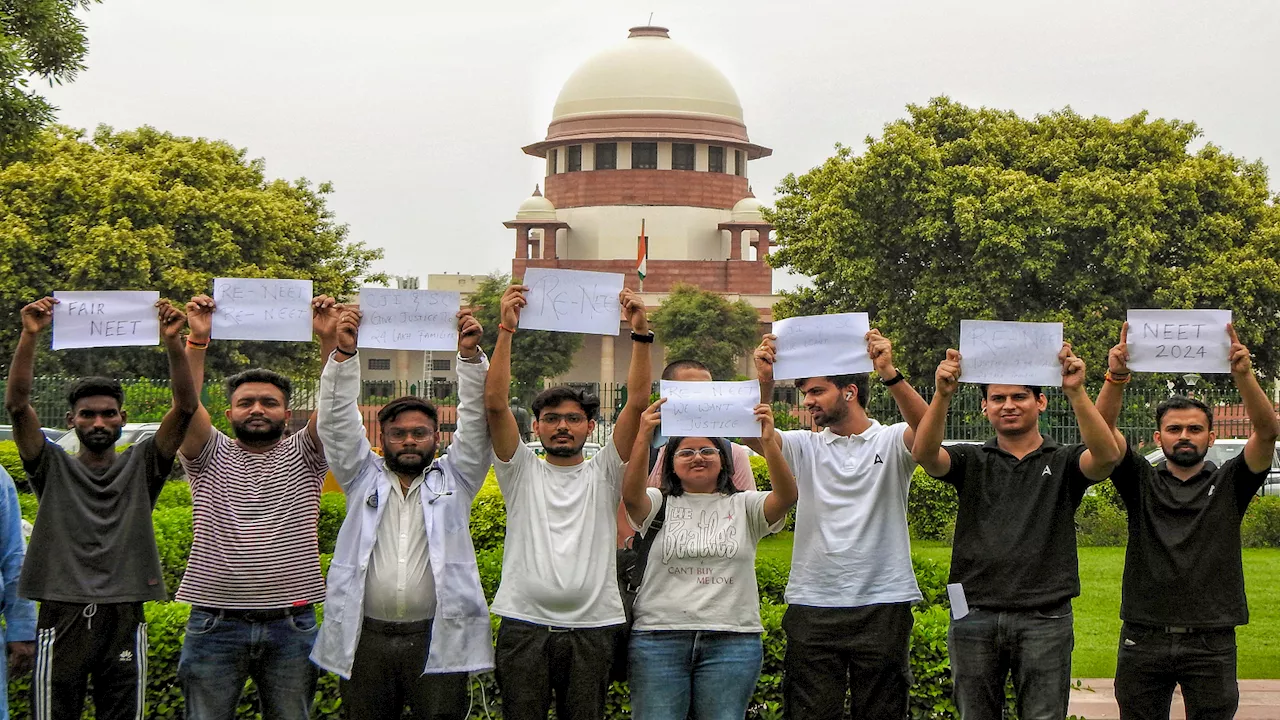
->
[[754, 334, 778, 384], [639, 397, 665, 438], [1227, 323, 1253, 376], [1060, 342, 1086, 392], [1108, 322, 1130, 375], [311, 295, 342, 340], [620, 288, 648, 335], [755, 403, 777, 443], [19, 297, 58, 335], [336, 306, 361, 354], [936, 349, 961, 398], [457, 308, 483, 358], [866, 328, 896, 380], [157, 300, 188, 340], [500, 285, 528, 331], [185, 294, 215, 341]]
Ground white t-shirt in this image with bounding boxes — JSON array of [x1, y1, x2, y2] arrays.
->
[[490, 439, 627, 628], [629, 488, 784, 632], [781, 421, 922, 608]]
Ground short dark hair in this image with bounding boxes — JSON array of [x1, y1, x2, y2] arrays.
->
[[225, 369, 292, 404], [797, 373, 870, 408], [659, 437, 738, 497], [377, 396, 439, 429], [979, 384, 1044, 399], [531, 387, 600, 421], [1156, 395, 1213, 431], [66, 376, 124, 410], [662, 359, 711, 380]]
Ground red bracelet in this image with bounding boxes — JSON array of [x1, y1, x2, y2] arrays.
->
[[186, 338, 210, 350], [499, 323, 516, 334]]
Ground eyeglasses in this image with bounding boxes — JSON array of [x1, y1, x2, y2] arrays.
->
[[673, 447, 720, 460], [385, 427, 433, 442], [540, 413, 588, 426]]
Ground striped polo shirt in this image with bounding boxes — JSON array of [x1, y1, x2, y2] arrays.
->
[[177, 429, 328, 608]]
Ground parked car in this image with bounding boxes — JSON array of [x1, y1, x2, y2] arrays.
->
[[1144, 439, 1280, 497], [0, 425, 67, 442], [525, 440, 603, 460], [55, 422, 164, 454]]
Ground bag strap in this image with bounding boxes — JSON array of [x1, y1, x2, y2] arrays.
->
[[627, 496, 667, 592]]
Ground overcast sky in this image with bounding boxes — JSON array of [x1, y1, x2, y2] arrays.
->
[[42, 0, 1280, 290]]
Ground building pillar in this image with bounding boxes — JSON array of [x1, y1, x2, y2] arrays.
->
[[600, 333, 615, 414], [515, 225, 530, 259], [395, 350, 411, 385], [528, 232, 541, 259], [756, 228, 771, 259], [729, 228, 743, 260], [542, 226, 558, 259]]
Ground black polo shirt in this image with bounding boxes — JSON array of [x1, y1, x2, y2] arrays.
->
[[1111, 446, 1266, 628], [937, 437, 1097, 610]]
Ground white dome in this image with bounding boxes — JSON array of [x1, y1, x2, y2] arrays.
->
[[551, 27, 744, 123], [515, 188, 557, 221], [732, 196, 766, 222]]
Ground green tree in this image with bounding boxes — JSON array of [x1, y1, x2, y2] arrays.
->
[[650, 283, 761, 380], [469, 273, 582, 399], [0, 125, 385, 377], [1, 0, 95, 155], [767, 97, 1280, 385]]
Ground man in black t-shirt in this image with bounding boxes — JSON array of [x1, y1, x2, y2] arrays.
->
[[913, 344, 1125, 720], [1096, 322, 1279, 720], [3, 296, 198, 720]]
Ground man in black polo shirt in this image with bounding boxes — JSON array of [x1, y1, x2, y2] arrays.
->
[[1096, 323, 1278, 720], [913, 344, 1124, 720]]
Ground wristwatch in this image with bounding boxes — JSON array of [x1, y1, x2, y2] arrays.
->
[[631, 331, 655, 343]]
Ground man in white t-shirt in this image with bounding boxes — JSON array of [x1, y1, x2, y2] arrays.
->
[[483, 283, 652, 720], [750, 329, 929, 720]]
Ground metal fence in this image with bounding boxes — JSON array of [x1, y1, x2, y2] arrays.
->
[[5, 377, 1268, 454]]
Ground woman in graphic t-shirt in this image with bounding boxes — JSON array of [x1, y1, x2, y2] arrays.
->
[[622, 398, 798, 720]]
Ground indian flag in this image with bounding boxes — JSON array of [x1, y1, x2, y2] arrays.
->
[[637, 219, 648, 280]]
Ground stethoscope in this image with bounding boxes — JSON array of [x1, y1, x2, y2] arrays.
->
[[367, 464, 452, 508]]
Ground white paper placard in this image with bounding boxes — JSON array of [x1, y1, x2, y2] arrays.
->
[[947, 583, 970, 620], [660, 380, 761, 438], [773, 312, 874, 380], [520, 268, 624, 336], [211, 278, 313, 342], [356, 288, 460, 351], [958, 320, 1064, 387], [1126, 309, 1232, 374], [51, 291, 160, 350]]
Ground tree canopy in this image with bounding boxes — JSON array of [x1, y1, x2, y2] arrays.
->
[[1, 0, 94, 155], [0, 125, 384, 377], [767, 97, 1280, 384], [469, 273, 582, 398], [650, 283, 761, 380]]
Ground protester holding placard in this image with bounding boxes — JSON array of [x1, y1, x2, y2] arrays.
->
[[174, 293, 340, 720], [5, 296, 198, 720], [752, 328, 930, 720], [620, 398, 795, 720], [1096, 323, 1280, 720], [483, 283, 652, 720], [311, 306, 494, 720], [912, 343, 1125, 720]]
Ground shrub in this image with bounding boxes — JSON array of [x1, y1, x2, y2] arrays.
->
[[0, 441, 27, 489], [755, 556, 789, 605], [18, 492, 37, 523], [317, 492, 347, 555], [1242, 495, 1280, 548], [1075, 493, 1128, 547], [152, 506, 194, 598], [750, 455, 770, 491], [908, 468, 958, 541], [156, 481, 192, 510], [912, 555, 951, 611], [470, 471, 506, 552]]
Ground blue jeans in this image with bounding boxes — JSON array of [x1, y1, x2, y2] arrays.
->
[[178, 607, 319, 720], [628, 630, 763, 720], [947, 606, 1074, 720]]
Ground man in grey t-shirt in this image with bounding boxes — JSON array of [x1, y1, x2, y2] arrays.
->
[[4, 296, 198, 720]]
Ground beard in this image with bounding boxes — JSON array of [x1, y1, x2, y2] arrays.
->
[[385, 445, 436, 476], [811, 402, 848, 428], [77, 426, 122, 452], [1166, 441, 1208, 468], [543, 432, 586, 458], [231, 417, 287, 444]]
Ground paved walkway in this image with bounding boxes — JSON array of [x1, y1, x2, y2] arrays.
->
[[1070, 679, 1280, 719]]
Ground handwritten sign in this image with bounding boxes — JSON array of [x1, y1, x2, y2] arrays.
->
[[52, 291, 160, 350], [958, 320, 1064, 387], [211, 278, 313, 342], [520, 268, 624, 336], [773, 312, 873, 380], [357, 288, 460, 351], [1127, 309, 1232, 373], [660, 380, 761, 438]]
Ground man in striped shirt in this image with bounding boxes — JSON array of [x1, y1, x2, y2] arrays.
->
[[174, 293, 340, 720]]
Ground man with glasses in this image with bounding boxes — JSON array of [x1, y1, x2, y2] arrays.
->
[[483, 283, 652, 720]]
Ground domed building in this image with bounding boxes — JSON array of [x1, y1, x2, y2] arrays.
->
[[506, 25, 778, 386]]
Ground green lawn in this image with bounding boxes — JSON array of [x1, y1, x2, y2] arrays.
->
[[756, 533, 1280, 678]]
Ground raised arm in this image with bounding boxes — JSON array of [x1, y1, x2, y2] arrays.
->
[[441, 309, 492, 497], [612, 289, 652, 461], [1227, 324, 1280, 472], [4, 298, 58, 464], [152, 300, 199, 461], [1094, 322, 1132, 451], [912, 349, 960, 477], [622, 399, 663, 527], [867, 328, 928, 448], [758, 403, 798, 525], [179, 294, 216, 460], [1061, 343, 1124, 481], [484, 285, 527, 463], [307, 295, 342, 449], [316, 306, 372, 491], [743, 334, 781, 456]]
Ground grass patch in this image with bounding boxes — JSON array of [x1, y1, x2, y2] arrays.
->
[[755, 532, 1280, 678]]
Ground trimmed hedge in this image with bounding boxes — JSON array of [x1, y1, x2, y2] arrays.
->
[[1242, 495, 1280, 548]]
